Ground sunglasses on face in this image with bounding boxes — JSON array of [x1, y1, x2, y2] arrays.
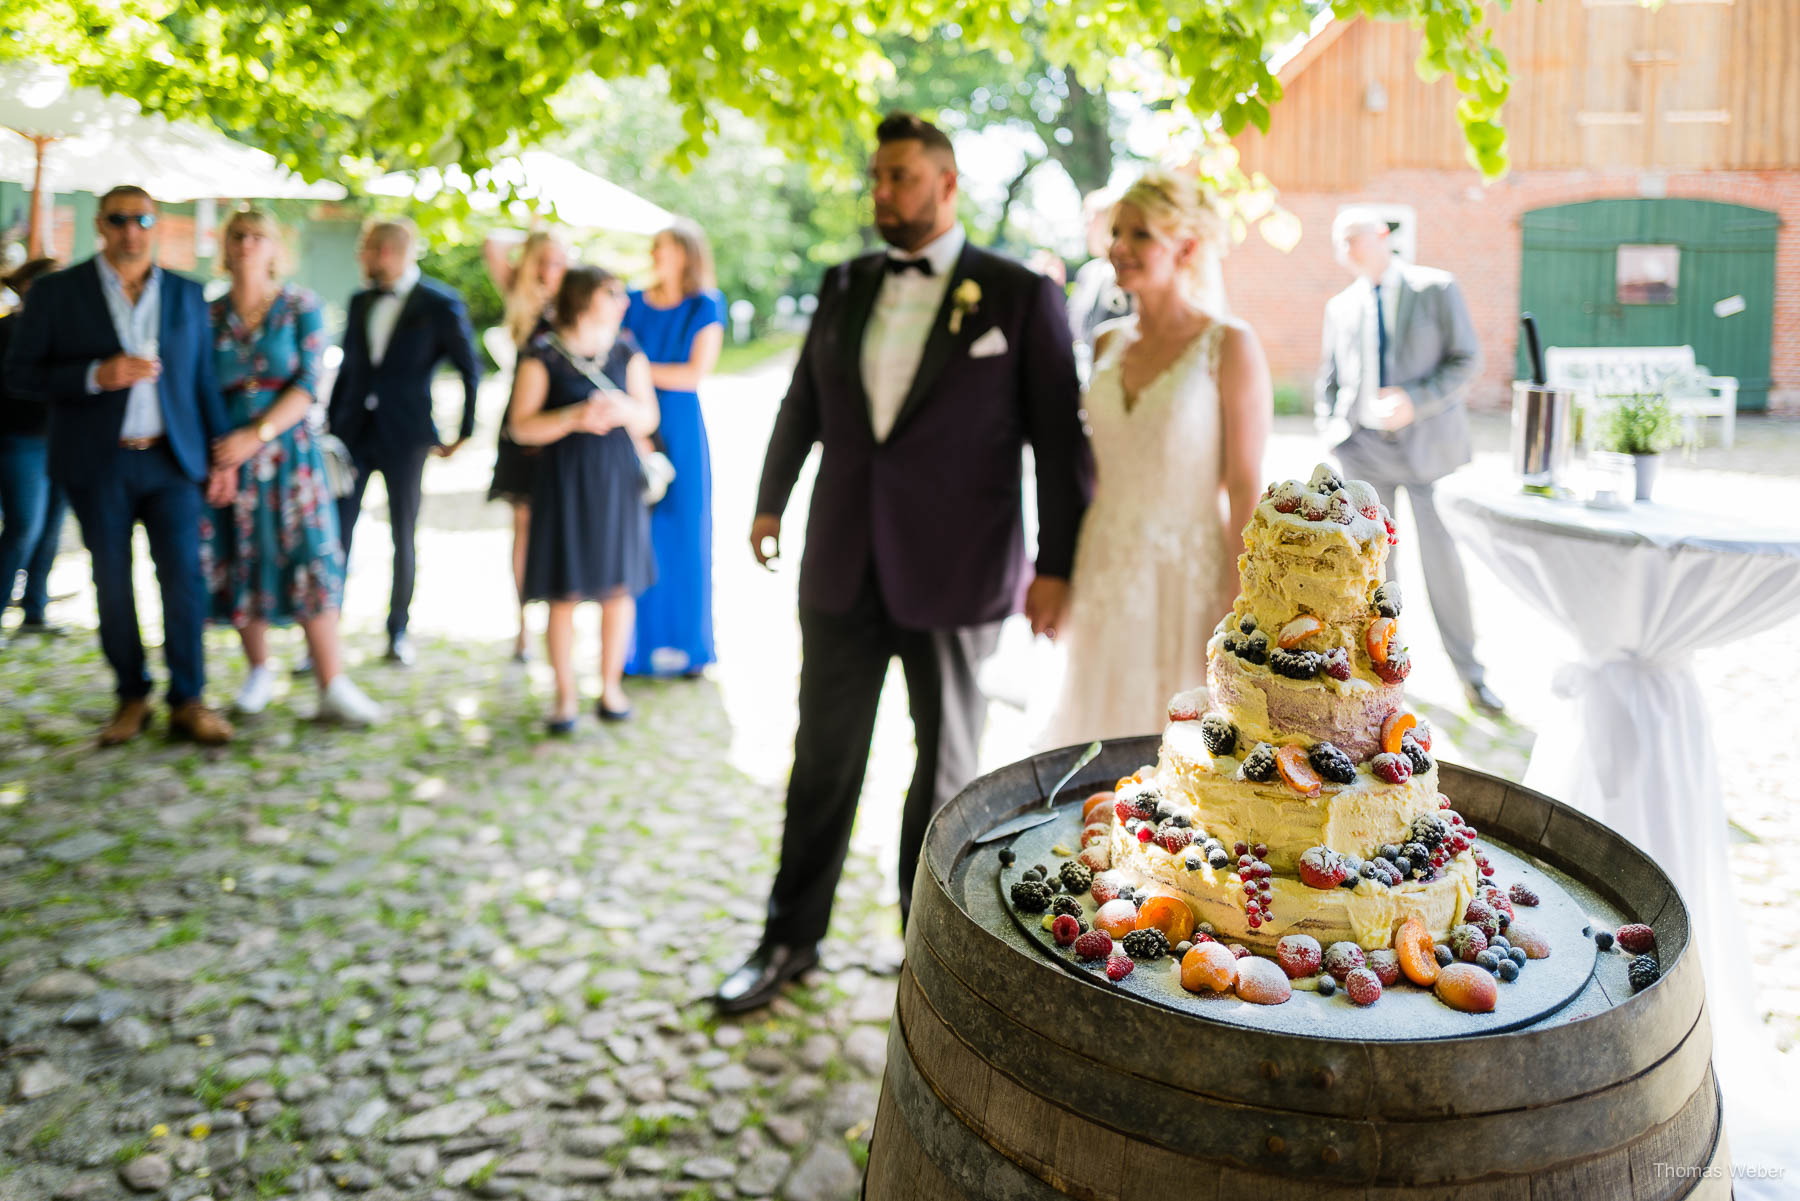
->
[[103, 213, 157, 229]]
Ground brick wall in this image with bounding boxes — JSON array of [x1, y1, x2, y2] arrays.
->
[[48, 205, 200, 271], [1223, 170, 1800, 412]]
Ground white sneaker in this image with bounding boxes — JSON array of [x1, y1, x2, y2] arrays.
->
[[317, 675, 386, 726], [234, 666, 275, 715]]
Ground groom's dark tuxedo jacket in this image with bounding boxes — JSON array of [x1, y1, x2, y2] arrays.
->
[[326, 275, 481, 459], [757, 242, 1093, 630]]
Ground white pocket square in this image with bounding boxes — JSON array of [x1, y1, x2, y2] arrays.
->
[[968, 327, 1009, 359]]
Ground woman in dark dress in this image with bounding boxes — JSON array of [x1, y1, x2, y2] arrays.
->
[[507, 266, 659, 733], [484, 230, 569, 662], [0, 257, 69, 637]]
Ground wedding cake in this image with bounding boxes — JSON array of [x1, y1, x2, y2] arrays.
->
[[1095, 464, 1483, 955]]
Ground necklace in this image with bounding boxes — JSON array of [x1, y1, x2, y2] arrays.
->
[[233, 285, 279, 336]]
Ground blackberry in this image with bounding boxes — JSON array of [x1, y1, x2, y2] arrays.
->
[[1184, 857, 1202, 872], [1051, 894, 1082, 918], [1238, 614, 1258, 635], [1308, 742, 1356, 785], [1400, 733, 1433, 775], [1270, 648, 1323, 680], [1201, 715, 1238, 756], [1402, 842, 1432, 874], [1627, 954, 1660, 992], [1222, 632, 1246, 656], [1058, 860, 1093, 894], [1170, 814, 1190, 828], [1241, 632, 1271, 665], [1240, 742, 1278, 783], [1373, 581, 1402, 618], [1308, 464, 1345, 494], [1408, 813, 1449, 854], [998, 849, 1016, 866], [1009, 879, 1053, 912], [1121, 928, 1171, 960]]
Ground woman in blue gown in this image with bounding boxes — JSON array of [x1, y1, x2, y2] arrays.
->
[[621, 220, 725, 678]]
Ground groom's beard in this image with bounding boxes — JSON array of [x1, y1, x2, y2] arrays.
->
[[876, 207, 940, 253]]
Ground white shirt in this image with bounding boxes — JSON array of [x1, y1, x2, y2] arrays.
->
[[367, 265, 420, 368], [861, 224, 965, 443], [1356, 258, 1404, 428], [88, 256, 164, 439]]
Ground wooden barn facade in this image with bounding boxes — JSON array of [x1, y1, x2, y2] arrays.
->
[[1223, 0, 1799, 412]]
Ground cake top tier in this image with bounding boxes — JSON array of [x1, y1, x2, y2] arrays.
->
[[1255, 463, 1392, 552], [1236, 464, 1396, 631]]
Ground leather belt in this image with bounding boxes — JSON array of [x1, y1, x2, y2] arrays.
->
[[118, 435, 165, 450]]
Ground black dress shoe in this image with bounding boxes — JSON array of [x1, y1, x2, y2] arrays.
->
[[1465, 681, 1506, 716], [385, 633, 417, 667], [15, 619, 67, 637], [714, 943, 819, 1015]]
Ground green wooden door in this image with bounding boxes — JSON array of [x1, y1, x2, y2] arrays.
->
[[1519, 198, 1777, 410]]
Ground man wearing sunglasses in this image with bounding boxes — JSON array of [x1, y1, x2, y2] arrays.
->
[[4, 184, 238, 745]]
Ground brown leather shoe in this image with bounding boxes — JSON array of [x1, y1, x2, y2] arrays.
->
[[99, 698, 152, 746], [169, 701, 235, 745]]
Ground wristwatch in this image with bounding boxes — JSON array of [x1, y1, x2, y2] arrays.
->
[[256, 421, 276, 443]]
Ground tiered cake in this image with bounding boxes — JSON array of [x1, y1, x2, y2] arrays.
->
[[1097, 464, 1482, 953]]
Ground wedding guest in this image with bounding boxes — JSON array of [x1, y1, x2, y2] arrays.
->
[[1038, 170, 1271, 746], [1316, 208, 1501, 715], [484, 229, 569, 662], [325, 218, 482, 668], [4, 185, 236, 744], [715, 112, 1092, 1014], [203, 209, 384, 724], [507, 266, 658, 733], [621, 220, 725, 678], [0, 257, 70, 639]]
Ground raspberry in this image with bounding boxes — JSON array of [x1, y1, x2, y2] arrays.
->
[[1347, 480, 1381, 519], [1073, 930, 1113, 961], [1240, 743, 1278, 783], [1050, 895, 1082, 919], [1308, 742, 1356, 785], [1297, 845, 1351, 890], [1366, 948, 1401, 987], [1326, 489, 1355, 524], [1300, 494, 1331, 522], [1200, 715, 1237, 756], [1269, 480, 1305, 513], [1451, 923, 1489, 962], [1479, 886, 1514, 920], [1229, 944, 1252, 959], [1384, 515, 1397, 545], [1372, 581, 1402, 618], [1270, 648, 1323, 680], [1509, 883, 1540, 907], [1370, 752, 1411, 785], [1628, 954, 1660, 992], [1009, 879, 1053, 912], [1276, 934, 1322, 979], [1121, 928, 1171, 960], [1166, 700, 1201, 722], [1155, 826, 1194, 854], [1051, 915, 1081, 946], [1321, 647, 1352, 681], [1616, 924, 1655, 954], [1372, 648, 1412, 685], [1322, 941, 1366, 981], [1345, 966, 1382, 1006], [1308, 464, 1345, 494], [1136, 826, 1154, 844], [1105, 954, 1135, 981], [1114, 794, 1153, 823]]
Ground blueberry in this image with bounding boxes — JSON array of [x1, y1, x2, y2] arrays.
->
[[1033, 864, 1049, 877], [1340, 874, 1360, 889], [1360, 861, 1379, 878], [1393, 856, 1412, 877], [1497, 959, 1520, 982], [1594, 930, 1615, 951], [1476, 949, 1500, 970], [1171, 814, 1191, 828], [1434, 944, 1454, 967], [1316, 975, 1336, 997], [1174, 941, 1193, 958], [1208, 851, 1230, 870], [1379, 844, 1401, 862], [998, 849, 1016, 866], [1508, 947, 1527, 966], [1023, 867, 1044, 881], [1185, 858, 1202, 872], [1490, 936, 1510, 951]]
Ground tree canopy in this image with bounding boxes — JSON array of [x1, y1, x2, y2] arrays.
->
[[8, 0, 1514, 183]]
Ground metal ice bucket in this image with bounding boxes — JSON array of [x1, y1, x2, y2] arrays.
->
[[1510, 382, 1575, 492]]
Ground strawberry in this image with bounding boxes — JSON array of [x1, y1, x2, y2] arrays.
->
[[1345, 966, 1382, 1006], [1105, 953, 1135, 981], [1366, 948, 1401, 987], [1462, 899, 1501, 940], [1297, 845, 1351, 889], [1323, 941, 1366, 981], [1451, 923, 1488, 962], [1073, 930, 1113, 961], [1167, 700, 1201, 722], [1616, 923, 1655, 954], [1155, 827, 1195, 854], [1372, 648, 1412, 685], [1276, 934, 1322, 979]]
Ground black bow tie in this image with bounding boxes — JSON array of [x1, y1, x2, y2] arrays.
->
[[370, 286, 396, 298], [885, 257, 933, 278]]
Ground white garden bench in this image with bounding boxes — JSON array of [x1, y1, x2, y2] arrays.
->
[[1543, 345, 1738, 449]]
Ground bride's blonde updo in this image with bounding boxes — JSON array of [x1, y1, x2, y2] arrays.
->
[[1114, 170, 1231, 317]]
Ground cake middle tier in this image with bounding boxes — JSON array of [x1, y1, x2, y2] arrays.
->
[[1158, 719, 1442, 872], [1206, 645, 1403, 758]]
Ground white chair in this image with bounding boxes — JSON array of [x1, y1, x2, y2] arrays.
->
[[1543, 345, 1737, 449]]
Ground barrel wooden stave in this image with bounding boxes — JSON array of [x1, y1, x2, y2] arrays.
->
[[871, 747, 1725, 1200]]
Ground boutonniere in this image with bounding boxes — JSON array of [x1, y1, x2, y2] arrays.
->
[[949, 279, 982, 335]]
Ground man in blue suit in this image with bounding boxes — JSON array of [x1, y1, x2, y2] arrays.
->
[[5, 185, 237, 745], [326, 219, 481, 667]]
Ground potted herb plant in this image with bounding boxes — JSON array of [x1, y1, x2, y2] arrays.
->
[[1601, 392, 1679, 502]]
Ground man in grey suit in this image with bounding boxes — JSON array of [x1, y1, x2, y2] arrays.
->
[[1316, 209, 1502, 715]]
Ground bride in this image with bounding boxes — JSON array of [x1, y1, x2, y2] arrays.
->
[[1038, 170, 1272, 746]]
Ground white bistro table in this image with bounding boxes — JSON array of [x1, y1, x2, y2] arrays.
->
[[1443, 483, 1800, 1193]]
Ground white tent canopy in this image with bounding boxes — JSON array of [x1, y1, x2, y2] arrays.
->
[[0, 62, 346, 213], [366, 150, 673, 236]]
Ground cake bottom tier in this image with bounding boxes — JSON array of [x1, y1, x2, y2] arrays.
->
[[1109, 834, 1481, 952]]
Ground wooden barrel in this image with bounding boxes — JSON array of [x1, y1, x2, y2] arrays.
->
[[866, 741, 1730, 1199]]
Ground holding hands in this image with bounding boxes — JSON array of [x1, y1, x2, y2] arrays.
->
[[578, 388, 633, 435], [1371, 386, 1415, 431], [1025, 575, 1071, 639], [211, 427, 264, 471]]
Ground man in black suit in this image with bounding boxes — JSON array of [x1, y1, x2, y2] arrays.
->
[[4, 185, 237, 745], [715, 113, 1093, 1014], [326, 219, 481, 666]]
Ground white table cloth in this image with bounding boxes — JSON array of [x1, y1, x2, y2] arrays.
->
[[1443, 483, 1800, 1193]]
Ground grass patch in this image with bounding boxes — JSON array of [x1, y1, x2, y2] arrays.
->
[[716, 333, 802, 376], [1273, 382, 1311, 417], [156, 912, 206, 948], [29, 1114, 67, 1148], [192, 1066, 251, 1110], [265, 1108, 302, 1143], [467, 1157, 501, 1188], [113, 1137, 153, 1164]]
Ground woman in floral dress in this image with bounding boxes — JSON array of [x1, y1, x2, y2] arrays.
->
[[204, 209, 383, 724]]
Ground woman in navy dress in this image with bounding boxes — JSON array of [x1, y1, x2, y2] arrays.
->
[[508, 266, 659, 733], [621, 220, 725, 678]]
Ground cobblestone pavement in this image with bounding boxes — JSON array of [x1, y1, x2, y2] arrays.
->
[[1, 363, 1796, 1200]]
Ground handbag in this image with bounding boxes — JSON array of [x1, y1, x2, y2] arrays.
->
[[313, 432, 358, 500], [548, 335, 675, 505]]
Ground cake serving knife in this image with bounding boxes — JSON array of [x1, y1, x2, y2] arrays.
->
[[974, 740, 1103, 845]]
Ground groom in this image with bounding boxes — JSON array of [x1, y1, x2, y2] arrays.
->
[[716, 112, 1093, 1014]]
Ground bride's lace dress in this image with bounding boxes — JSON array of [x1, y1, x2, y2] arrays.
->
[[1038, 316, 1236, 747]]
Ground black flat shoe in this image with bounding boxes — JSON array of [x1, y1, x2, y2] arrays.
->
[[545, 715, 577, 736], [715, 942, 819, 1015], [596, 701, 633, 723], [15, 620, 67, 638], [1465, 681, 1506, 717]]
